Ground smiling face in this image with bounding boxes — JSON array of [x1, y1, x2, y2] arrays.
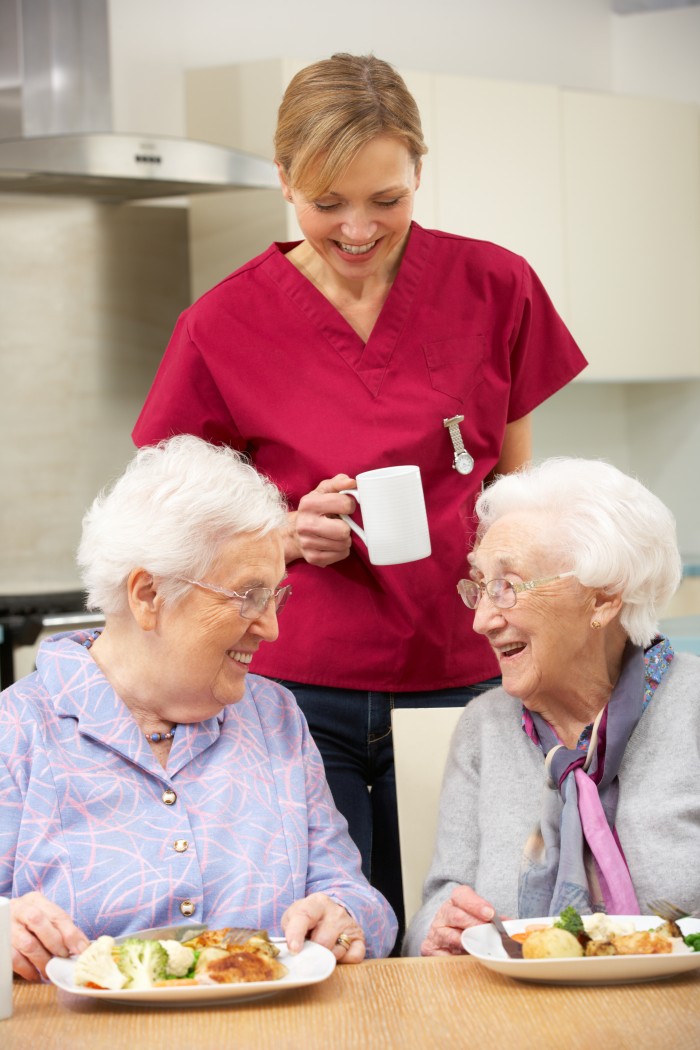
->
[[279, 135, 420, 287], [152, 530, 286, 720], [468, 512, 597, 712]]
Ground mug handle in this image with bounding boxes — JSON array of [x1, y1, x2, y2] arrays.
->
[[339, 488, 367, 545]]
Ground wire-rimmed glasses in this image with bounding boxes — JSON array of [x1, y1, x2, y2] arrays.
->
[[457, 570, 576, 611], [180, 577, 291, 619]]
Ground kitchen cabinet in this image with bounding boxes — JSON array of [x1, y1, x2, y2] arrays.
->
[[431, 75, 567, 319], [562, 91, 700, 380], [185, 60, 303, 298]]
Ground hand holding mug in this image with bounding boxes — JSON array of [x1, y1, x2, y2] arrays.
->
[[290, 474, 357, 567]]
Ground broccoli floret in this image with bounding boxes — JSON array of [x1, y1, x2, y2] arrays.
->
[[554, 906, 584, 937], [159, 939, 196, 978], [74, 935, 127, 990], [117, 938, 169, 989]]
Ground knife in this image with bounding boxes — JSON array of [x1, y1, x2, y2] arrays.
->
[[488, 913, 523, 959], [114, 922, 208, 945]]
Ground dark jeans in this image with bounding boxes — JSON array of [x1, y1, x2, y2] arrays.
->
[[276, 678, 501, 951]]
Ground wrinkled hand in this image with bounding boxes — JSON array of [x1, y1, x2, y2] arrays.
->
[[10, 891, 90, 981], [281, 892, 366, 964], [285, 475, 357, 567], [421, 885, 496, 957]]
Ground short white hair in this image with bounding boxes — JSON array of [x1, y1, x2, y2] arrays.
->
[[78, 436, 287, 615], [474, 457, 682, 647]]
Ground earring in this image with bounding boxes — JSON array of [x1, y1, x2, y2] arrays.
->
[[591, 619, 602, 630], [286, 194, 293, 202]]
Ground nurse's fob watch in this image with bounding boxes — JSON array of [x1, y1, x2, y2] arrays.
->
[[443, 415, 474, 475]]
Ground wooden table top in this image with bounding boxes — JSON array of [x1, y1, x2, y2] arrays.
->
[[4, 956, 700, 1050]]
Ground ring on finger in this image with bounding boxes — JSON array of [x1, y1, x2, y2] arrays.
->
[[335, 932, 352, 951]]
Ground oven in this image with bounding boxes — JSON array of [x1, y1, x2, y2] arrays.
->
[[0, 592, 104, 690]]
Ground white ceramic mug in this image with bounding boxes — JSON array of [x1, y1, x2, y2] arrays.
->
[[340, 465, 431, 566], [0, 897, 11, 1020]]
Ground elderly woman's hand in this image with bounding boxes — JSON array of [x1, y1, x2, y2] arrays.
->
[[421, 885, 498, 956], [285, 475, 357, 567], [10, 891, 90, 981], [281, 892, 366, 963]]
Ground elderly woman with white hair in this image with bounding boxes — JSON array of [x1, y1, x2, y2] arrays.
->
[[0, 436, 397, 981], [404, 456, 699, 956]]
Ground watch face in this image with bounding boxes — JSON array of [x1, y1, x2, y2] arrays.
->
[[455, 451, 474, 475]]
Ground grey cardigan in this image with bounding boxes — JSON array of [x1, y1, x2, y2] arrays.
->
[[403, 652, 700, 956]]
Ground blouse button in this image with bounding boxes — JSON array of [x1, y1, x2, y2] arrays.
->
[[162, 789, 177, 805], [180, 900, 195, 917], [173, 839, 189, 853]]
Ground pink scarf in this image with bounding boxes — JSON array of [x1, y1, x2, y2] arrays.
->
[[518, 639, 673, 916]]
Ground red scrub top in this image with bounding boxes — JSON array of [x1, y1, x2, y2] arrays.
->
[[133, 223, 587, 691]]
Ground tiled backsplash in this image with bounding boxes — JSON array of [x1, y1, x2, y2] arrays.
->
[[0, 195, 190, 593]]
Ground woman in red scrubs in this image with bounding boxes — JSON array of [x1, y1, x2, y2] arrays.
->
[[133, 52, 587, 947]]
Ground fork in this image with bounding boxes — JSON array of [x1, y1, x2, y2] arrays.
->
[[220, 927, 282, 958], [646, 899, 695, 923], [220, 927, 267, 947], [488, 913, 523, 959]]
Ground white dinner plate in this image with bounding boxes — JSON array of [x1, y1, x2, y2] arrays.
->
[[46, 938, 336, 1006], [461, 915, 700, 985]]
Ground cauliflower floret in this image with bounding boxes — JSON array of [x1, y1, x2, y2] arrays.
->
[[583, 913, 635, 941], [159, 939, 196, 978], [118, 938, 169, 989], [74, 936, 127, 990]]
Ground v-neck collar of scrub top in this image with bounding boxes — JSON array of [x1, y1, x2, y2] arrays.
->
[[265, 221, 431, 398], [39, 632, 224, 780]]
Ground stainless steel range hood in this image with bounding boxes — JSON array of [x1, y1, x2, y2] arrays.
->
[[0, 132, 279, 200], [0, 0, 278, 201]]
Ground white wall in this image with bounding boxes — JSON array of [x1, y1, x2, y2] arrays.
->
[[534, 379, 700, 564], [107, 1, 700, 139], [108, 0, 613, 136], [612, 7, 700, 103]]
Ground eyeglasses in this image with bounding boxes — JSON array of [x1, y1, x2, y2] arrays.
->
[[457, 571, 576, 611], [180, 577, 292, 619]]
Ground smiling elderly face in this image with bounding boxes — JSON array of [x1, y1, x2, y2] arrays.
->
[[468, 511, 595, 710], [150, 529, 286, 721]]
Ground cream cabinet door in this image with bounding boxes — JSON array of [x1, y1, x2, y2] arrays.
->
[[431, 75, 567, 320], [562, 91, 700, 380], [185, 59, 305, 296]]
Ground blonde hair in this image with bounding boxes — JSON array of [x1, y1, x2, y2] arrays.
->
[[274, 53, 428, 197]]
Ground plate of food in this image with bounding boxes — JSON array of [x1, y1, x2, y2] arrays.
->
[[460, 909, 700, 985], [46, 926, 336, 1006]]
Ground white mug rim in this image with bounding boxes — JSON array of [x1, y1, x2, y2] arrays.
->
[[355, 464, 419, 482]]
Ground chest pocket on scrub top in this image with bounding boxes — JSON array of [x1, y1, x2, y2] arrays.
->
[[422, 335, 486, 404]]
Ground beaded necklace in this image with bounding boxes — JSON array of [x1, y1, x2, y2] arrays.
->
[[80, 628, 178, 744], [144, 726, 177, 743]]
